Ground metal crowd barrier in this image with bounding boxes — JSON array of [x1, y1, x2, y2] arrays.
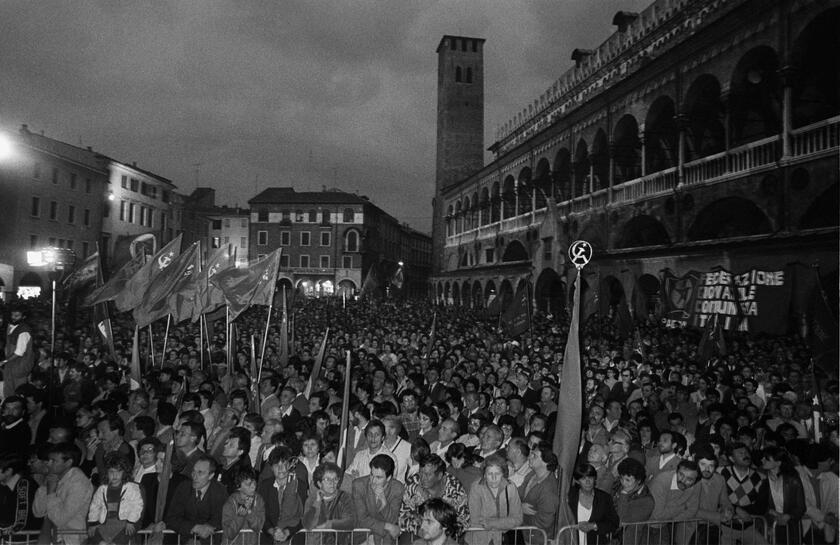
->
[[557, 516, 772, 545], [461, 526, 548, 545]]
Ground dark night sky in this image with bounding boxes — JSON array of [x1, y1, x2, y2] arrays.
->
[[0, 1, 649, 233]]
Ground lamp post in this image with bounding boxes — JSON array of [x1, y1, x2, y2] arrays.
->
[[25, 247, 75, 364]]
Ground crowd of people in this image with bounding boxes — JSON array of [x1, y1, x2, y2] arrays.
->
[[0, 292, 837, 545]]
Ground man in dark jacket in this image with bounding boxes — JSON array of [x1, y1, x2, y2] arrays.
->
[[258, 446, 303, 543], [0, 397, 31, 456], [164, 455, 227, 544]]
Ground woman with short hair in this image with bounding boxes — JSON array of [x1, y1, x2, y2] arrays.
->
[[466, 454, 523, 545]]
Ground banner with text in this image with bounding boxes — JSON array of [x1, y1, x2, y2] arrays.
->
[[662, 266, 793, 334]]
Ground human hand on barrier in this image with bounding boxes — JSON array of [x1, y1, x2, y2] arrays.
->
[[125, 522, 135, 536], [87, 525, 98, 538], [521, 503, 536, 515], [384, 523, 400, 538], [721, 507, 734, 523], [578, 522, 597, 532]]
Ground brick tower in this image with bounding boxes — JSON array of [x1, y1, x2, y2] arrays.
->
[[432, 35, 485, 274]]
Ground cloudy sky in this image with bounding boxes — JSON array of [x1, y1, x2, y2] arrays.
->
[[0, 0, 649, 233]]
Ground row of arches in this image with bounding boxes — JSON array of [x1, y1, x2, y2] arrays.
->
[[450, 186, 837, 261], [445, 9, 839, 234]]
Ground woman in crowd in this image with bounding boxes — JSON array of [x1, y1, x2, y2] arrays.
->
[[612, 458, 654, 545], [761, 446, 807, 545], [568, 463, 619, 545], [445, 443, 481, 494], [302, 462, 354, 544], [466, 454, 522, 545]]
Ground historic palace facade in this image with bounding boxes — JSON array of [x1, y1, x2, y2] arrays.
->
[[431, 0, 838, 326]]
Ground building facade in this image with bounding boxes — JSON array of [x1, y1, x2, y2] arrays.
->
[[432, 0, 838, 326], [0, 125, 109, 297], [207, 207, 250, 267], [102, 159, 180, 271], [249, 187, 431, 298]]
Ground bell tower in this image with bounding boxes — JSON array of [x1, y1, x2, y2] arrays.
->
[[432, 35, 485, 273]]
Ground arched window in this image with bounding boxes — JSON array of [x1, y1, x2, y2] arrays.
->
[[455, 66, 462, 82], [466, 67, 473, 83], [308, 209, 317, 222], [295, 209, 304, 222], [345, 230, 359, 252], [343, 208, 354, 223]]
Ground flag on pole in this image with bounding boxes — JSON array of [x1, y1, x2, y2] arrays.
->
[[697, 313, 726, 365], [391, 266, 404, 290], [279, 285, 289, 367], [210, 249, 281, 320], [501, 283, 530, 337], [133, 242, 199, 327], [806, 277, 839, 373], [423, 313, 436, 360], [615, 302, 634, 339], [91, 253, 116, 357], [304, 328, 329, 398], [114, 234, 183, 312], [359, 266, 379, 299], [192, 244, 235, 322], [553, 270, 584, 543], [62, 251, 100, 296], [129, 326, 141, 388], [336, 351, 352, 470], [86, 252, 146, 306]]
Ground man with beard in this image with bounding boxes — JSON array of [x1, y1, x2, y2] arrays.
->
[[0, 397, 30, 457], [649, 460, 701, 544], [0, 308, 34, 398], [695, 445, 734, 544]]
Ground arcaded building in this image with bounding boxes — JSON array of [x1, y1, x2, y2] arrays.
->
[[431, 0, 838, 331]]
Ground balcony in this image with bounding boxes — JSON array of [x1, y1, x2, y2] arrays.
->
[[445, 116, 839, 248]]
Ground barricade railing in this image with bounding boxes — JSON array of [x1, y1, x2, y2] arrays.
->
[[461, 525, 548, 545], [557, 516, 771, 545]]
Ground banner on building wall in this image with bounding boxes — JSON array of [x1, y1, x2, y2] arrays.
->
[[662, 266, 793, 334]]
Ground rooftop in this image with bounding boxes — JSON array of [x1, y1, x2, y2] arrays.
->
[[249, 187, 370, 206]]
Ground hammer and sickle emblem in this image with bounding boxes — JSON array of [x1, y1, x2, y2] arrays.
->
[[158, 253, 173, 269], [568, 240, 593, 270]]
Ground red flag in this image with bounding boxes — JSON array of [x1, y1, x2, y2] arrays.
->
[[359, 266, 380, 299], [192, 245, 236, 321], [211, 249, 281, 320], [133, 242, 198, 327], [114, 234, 183, 312], [86, 252, 146, 306], [553, 271, 583, 542], [501, 283, 531, 337], [165, 245, 203, 324], [304, 328, 329, 398]]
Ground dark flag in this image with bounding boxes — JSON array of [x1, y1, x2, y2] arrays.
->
[[501, 283, 530, 337], [486, 293, 502, 319], [165, 245, 203, 324], [192, 244, 235, 322], [423, 313, 437, 360], [615, 302, 634, 338], [391, 266, 404, 290], [806, 280, 839, 372], [553, 270, 584, 542], [697, 313, 727, 365], [114, 234, 183, 312], [91, 253, 115, 357], [86, 252, 146, 306], [62, 252, 99, 298], [133, 242, 199, 328], [211, 249, 281, 320], [359, 266, 380, 299]]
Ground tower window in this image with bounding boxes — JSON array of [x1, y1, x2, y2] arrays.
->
[[461, 39, 467, 52], [466, 67, 473, 83], [472, 40, 477, 52], [455, 66, 462, 83], [451, 38, 457, 50]]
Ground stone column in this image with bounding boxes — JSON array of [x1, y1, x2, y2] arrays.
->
[[675, 113, 689, 187], [639, 125, 647, 176], [779, 66, 796, 158], [608, 142, 617, 204]]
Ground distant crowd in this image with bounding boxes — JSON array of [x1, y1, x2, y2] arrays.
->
[[0, 293, 836, 544]]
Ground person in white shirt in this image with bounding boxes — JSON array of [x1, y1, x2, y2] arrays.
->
[[506, 437, 533, 487], [382, 415, 412, 484], [343, 420, 395, 491]]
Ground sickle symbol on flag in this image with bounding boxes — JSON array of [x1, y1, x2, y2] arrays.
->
[[568, 240, 592, 270]]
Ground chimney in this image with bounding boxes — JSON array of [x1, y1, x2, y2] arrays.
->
[[132, 161, 137, 167], [20, 124, 29, 134]]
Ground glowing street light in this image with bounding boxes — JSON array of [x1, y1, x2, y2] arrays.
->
[[26, 247, 75, 366], [0, 133, 13, 162]]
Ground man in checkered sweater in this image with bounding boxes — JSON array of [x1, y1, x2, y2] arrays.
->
[[718, 442, 770, 545]]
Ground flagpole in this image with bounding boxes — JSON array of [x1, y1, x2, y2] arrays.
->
[[199, 313, 205, 370], [161, 314, 171, 364], [257, 276, 279, 388], [202, 313, 211, 370], [337, 350, 352, 471], [527, 278, 534, 342], [148, 325, 155, 367], [226, 305, 231, 366]]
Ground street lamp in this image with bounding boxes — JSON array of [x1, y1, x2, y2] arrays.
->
[[26, 247, 75, 364]]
